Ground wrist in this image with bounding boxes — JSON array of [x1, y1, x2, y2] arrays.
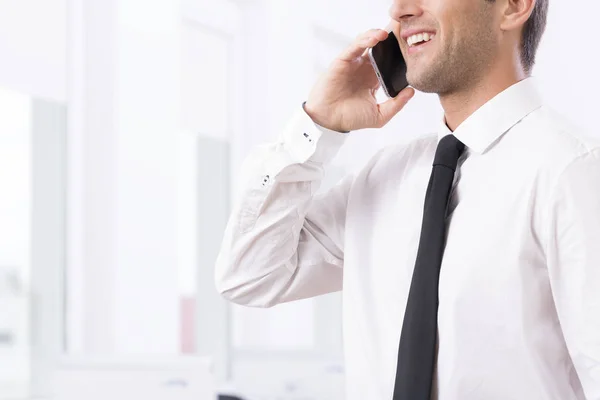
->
[[303, 102, 345, 133]]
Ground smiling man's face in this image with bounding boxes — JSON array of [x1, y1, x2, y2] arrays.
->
[[390, 0, 500, 95]]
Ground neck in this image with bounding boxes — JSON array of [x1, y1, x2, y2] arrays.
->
[[440, 63, 528, 131]]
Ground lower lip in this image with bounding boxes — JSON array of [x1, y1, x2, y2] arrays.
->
[[407, 39, 433, 55]]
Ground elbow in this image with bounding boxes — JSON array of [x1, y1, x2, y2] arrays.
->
[[214, 264, 246, 305], [214, 232, 294, 308], [216, 285, 279, 309], [214, 259, 283, 309], [213, 271, 246, 305], [215, 278, 281, 309]]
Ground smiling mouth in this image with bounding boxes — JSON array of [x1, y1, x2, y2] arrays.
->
[[406, 32, 435, 48]]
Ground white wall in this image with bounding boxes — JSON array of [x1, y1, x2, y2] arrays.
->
[[0, 0, 67, 102], [30, 99, 68, 395], [67, 0, 181, 355], [0, 88, 32, 390], [113, 0, 181, 355], [534, 1, 600, 137], [0, 90, 31, 273]]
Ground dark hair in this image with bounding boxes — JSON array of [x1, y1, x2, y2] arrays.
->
[[487, 0, 549, 74], [521, 0, 549, 74]]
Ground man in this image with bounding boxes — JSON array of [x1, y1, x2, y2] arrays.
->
[[215, 0, 600, 398]]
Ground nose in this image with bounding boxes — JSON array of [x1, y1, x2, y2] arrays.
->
[[388, 0, 424, 22]]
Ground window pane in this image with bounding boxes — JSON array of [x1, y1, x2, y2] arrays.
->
[[0, 87, 32, 395], [182, 22, 230, 136]]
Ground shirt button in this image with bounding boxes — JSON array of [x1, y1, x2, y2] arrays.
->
[[303, 132, 313, 143], [261, 174, 271, 187]]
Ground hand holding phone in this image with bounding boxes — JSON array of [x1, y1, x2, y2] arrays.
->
[[305, 29, 415, 133], [368, 31, 409, 98]]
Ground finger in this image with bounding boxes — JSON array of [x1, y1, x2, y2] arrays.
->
[[376, 86, 415, 127], [339, 29, 388, 62]]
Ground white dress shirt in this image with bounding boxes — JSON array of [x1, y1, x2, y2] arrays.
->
[[215, 78, 600, 400]]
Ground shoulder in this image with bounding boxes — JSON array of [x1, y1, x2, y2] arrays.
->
[[521, 106, 600, 164], [504, 106, 600, 212], [497, 106, 600, 188]]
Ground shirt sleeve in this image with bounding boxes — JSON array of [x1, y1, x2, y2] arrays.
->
[[546, 147, 600, 399], [214, 105, 350, 308]]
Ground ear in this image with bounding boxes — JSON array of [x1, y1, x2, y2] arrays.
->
[[499, 0, 536, 32]]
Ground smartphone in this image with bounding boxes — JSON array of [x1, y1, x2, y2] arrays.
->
[[368, 31, 408, 98]]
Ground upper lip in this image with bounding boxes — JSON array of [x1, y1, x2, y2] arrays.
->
[[400, 29, 437, 42]]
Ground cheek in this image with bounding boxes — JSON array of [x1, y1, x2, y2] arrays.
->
[[432, 1, 472, 43]]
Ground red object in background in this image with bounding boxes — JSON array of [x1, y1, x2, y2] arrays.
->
[[180, 296, 196, 354]]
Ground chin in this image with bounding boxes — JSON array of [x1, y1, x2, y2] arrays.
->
[[406, 65, 452, 94], [407, 73, 437, 94]]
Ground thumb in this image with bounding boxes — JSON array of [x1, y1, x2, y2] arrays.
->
[[377, 86, 415, 126]]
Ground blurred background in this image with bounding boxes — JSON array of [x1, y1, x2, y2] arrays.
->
[[0, 0, 598, 399]]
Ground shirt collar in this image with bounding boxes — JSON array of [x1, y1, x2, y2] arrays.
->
[[437, 77, 543, 155]]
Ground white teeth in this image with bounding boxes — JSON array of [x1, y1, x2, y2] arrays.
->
[[407, 32, 434, 47]]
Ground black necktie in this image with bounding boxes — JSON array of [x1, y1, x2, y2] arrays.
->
[[393, 134, 466, 400]]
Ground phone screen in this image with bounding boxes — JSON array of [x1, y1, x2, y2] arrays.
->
[[369, 31, 408, 98]]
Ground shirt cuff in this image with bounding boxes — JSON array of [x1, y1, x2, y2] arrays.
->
[[280, 103, 347, 164]]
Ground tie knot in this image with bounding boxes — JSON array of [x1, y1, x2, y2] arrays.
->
[[433, 134, 465, 171]]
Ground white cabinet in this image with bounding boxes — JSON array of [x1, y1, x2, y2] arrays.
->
[[53, 357, 215, 400]]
